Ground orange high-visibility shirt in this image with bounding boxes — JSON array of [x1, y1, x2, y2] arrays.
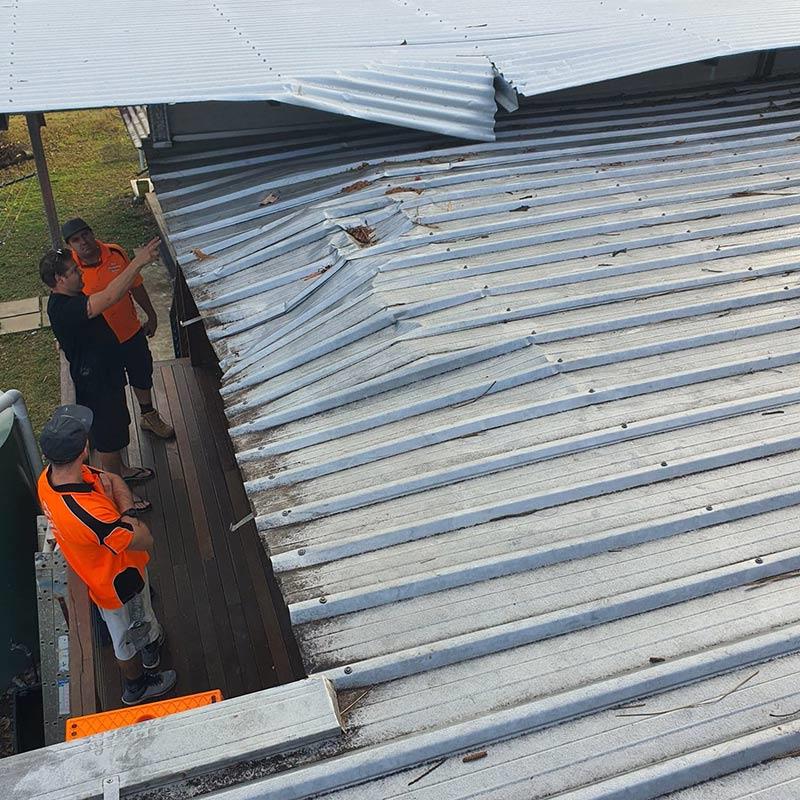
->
[[74, 241, 143, 344], [38, 465, 149, 610]]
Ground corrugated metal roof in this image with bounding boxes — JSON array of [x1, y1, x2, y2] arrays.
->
[[146, 76, 800, 798], [5, 2, 800, 140]]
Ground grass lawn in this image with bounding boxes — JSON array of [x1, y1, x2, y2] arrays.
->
[[0, 109, 157, 431], [0, 329, 61, 432]]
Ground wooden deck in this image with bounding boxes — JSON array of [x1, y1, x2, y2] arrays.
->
[[83, 359, 302, 712]]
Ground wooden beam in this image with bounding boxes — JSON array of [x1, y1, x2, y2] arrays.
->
[[59, 350, 97, 717], [65, 566, 97, 718], [25, 113, 61, 249]]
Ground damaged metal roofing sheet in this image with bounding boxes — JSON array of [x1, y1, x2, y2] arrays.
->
[[147, 76, 800, 798], [119, 105, 149, 151], [6, 1, 800, 140]]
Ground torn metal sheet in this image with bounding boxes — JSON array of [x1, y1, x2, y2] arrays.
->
[[145, 77, 800, 799]]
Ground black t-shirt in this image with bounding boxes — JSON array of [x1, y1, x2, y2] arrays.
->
[[47, 293, 125, 392]]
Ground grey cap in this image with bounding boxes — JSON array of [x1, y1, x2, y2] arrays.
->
[[61, 217, 91, 243], [40, 405, 93, 464]]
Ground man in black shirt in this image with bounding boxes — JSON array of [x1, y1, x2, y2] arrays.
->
[[40, 239, 161, 513]]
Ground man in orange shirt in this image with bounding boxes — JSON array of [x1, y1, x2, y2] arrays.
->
[[62, 217, 174, 440], [38, 405, 177, 705]]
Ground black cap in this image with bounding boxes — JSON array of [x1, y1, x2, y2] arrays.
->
[[61, 217, 90, 243], [40, 405, 93, 464]]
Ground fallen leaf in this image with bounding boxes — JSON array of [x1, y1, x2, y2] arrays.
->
[[345, 225, 376, 245], [342, 180, 371, 194], [303, 266, 331, 281], [386, 186, 423, 195], [191, 248, 211, 261], [462, 751, 487, 763], [260, 192, 279, 206]]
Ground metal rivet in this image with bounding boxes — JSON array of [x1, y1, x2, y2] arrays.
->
[[344, 666, 352, 674], [755, 557, 763, 564], [298, 548, 306, 556], [319, 597, 327, 604]]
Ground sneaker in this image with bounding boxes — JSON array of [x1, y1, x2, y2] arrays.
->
[[121, 669, 177, 706], [141, 631, 165, 670], [140, 409, 174, 439]]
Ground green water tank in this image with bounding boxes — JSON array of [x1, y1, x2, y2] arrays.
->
[[0, 407, 39, 689]]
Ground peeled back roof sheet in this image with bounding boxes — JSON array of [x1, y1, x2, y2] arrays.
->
[[5, 1, 800, 140]]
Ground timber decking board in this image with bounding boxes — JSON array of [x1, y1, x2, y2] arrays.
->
[[195, 366, 305, 684], [91, 359, 301, 712]]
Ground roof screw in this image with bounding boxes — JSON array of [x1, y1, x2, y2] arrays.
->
[[268, 474, 275, 480], [506, 307, 511, 312], [557, 357, 563, 363], [298, 548, 306, 556], [661, 461, 668, 467], [755, 557, 764, 564], [588, 388, 595, 393], [281, 510, 291, 516], [706, 505, 713, 511], [319, 597, 327, 604], [621, 423, 627, 428], [344, 666, 353, 674]]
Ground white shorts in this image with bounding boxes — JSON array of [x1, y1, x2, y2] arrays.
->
[[97, 569, 162, 661]]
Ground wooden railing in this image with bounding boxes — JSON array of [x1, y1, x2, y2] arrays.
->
[[59, 349, 98, 717]]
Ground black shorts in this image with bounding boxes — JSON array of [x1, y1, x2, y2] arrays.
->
[[76, 381, 131, 454], [119, 329, 154, 391]]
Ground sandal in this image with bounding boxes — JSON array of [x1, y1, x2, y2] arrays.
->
[[122, 466, 155, 485], [124, 497, 153, 516]]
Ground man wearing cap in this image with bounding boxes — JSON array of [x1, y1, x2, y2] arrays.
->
[[61, 217, 173, 440], [38, 405, 177, 706], [40, 239, 160, 511]]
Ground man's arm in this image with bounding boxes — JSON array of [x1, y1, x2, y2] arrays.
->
[[131, 284, 158, 337], [96, 471, 153, 553], [86, 238, 160, 319], [122, 516, 154, 553]]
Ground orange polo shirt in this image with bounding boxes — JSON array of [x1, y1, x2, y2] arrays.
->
[[38, 465, 150, 610], [74, 241, 143, 343]]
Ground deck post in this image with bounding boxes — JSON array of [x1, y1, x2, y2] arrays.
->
[[25, 113, 61, 249]]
